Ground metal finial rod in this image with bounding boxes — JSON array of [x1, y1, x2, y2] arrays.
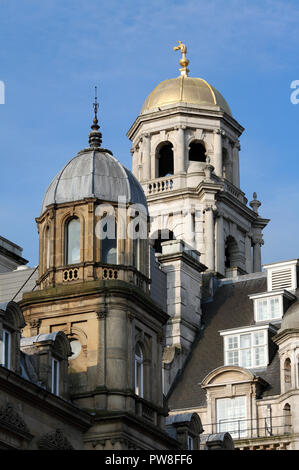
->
[[89, 85, 102, 148], [93, 86, 98, 119]]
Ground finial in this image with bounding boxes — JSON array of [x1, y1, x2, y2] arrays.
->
[[250, 192, 261, 214], [173, 41, 189, 77], [89, 86, 102, 148]]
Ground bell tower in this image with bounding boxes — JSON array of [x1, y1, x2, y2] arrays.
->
[[127, 43, 269, 278]]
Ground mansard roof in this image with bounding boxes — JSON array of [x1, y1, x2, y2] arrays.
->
[[168, 274, 281, 410]]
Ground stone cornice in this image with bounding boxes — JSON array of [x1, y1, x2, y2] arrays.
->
[[0, 245, 28, 266], [157, 251, 207, 274], [127, 104, 244, 141], [0, 366, 91, 431], [90, 410, 179, 448], [216, 191, 270, 226], [20, 279, 169, 325]]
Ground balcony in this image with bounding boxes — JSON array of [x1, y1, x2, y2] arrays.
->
[[201, 414, 292, 450]]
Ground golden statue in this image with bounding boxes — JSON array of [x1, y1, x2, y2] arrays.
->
[[173, 41, 189, 76]]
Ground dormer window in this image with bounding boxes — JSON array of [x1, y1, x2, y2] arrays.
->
[[51, 358, 60, 395], [1, 328, 11, 369], [256, 296, 280, 322], [220, 326, 275, 369], [250, 290, 296, 324]]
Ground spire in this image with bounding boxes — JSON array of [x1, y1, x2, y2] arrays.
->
[[89, 86, 102, 148], [173, 41, 189, 77]]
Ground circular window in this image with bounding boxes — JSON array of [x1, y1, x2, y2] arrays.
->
[[69, 339, 82, 360]]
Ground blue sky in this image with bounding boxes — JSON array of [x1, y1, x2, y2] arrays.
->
[[0, 0, 298, 267]]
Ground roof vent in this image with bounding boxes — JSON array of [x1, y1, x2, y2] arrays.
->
[[264, 260, 299, 292]]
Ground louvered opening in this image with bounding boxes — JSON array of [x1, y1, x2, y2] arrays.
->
[[271, 269, 293, 290]]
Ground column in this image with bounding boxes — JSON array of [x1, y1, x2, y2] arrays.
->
[[213, 129, 223, 177], [233, 141, 240, 187], [184, 206, 195, 247], [215, 211, 225, 275], [245, 233, 252, 274], [175, 125, 186, 173], [142, 133, 151, 180], [252, 237, 263, 272], [204, 204, 215, 271]]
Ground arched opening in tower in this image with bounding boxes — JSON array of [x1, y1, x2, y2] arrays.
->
[[224, 236, 239, 269], [157, 142, 174, 177], [152, 229, 175, 254], [189, 141, 206, 162]]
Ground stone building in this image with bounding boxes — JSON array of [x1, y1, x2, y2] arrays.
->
[[0, 44, 298, 450]]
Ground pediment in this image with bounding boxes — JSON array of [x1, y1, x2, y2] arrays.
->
[[201, 366, 255, 387]]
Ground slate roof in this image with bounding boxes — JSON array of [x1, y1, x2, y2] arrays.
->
[[168, 274, 282, 411], [0, 267, 38, 303]]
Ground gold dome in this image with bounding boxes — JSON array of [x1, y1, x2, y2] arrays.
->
[[140, 76, 232, 116]]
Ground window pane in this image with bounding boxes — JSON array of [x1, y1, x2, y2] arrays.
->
[[216, 396, 247, 438], [52, 359, 59, 395], [240, 348, 251, 368], [227, 350, 239, 365], [270, 297, 280, 319], [254, 346, 265, 366], [67, 219, 80, 265], [257, 300, 268, 321], [253, 331, 265, 346], [227, 336, 238, 350], [101, 218, 117, 264], [3, 330, 10, 369], [240, 334, 251, 349]]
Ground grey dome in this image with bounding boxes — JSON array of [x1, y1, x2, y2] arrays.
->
[[41, 149, 148, 215], [279, 300, 299, 332]]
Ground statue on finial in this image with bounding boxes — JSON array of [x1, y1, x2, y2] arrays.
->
[[173, 41, 189, 77]]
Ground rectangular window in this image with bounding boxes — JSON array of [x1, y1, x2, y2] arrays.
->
[[224, 330, 267, 368], [1, 329, 11, 369], [255, 296, 281, 322], [187, 435, 194, 450], [216, 396, 247, 438], [51, 358, 60, 395]]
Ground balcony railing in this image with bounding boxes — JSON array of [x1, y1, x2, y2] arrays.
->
[[201, 415, 292, 441], [147, 177, 174, 195]]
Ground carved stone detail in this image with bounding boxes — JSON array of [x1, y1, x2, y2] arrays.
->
[[38, 428, 73, 450], [0, 403, 30, 435]]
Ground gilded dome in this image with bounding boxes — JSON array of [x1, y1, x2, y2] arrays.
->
[[140, 76, 232, 116]]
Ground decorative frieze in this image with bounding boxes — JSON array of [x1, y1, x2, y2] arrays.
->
[[38, 428, 73, 450]]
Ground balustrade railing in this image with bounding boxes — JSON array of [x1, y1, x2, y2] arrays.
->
[[202, 414, 292, 441]]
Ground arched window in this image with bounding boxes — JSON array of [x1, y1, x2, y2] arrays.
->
[[101, 216, 117, 264], [284, 358, 292, 392], [133, 223, 141, 271], [225, 236, 239, 269], [45, 226, 50, 269], [152, 230, 175, 255], [283, 403, 291, 434], [157, 142, 174, 177], [135, 343, 143, 397], [65, 218, 80, 265], [222, 147, 232, 181], [189, 141, 206, 162]]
